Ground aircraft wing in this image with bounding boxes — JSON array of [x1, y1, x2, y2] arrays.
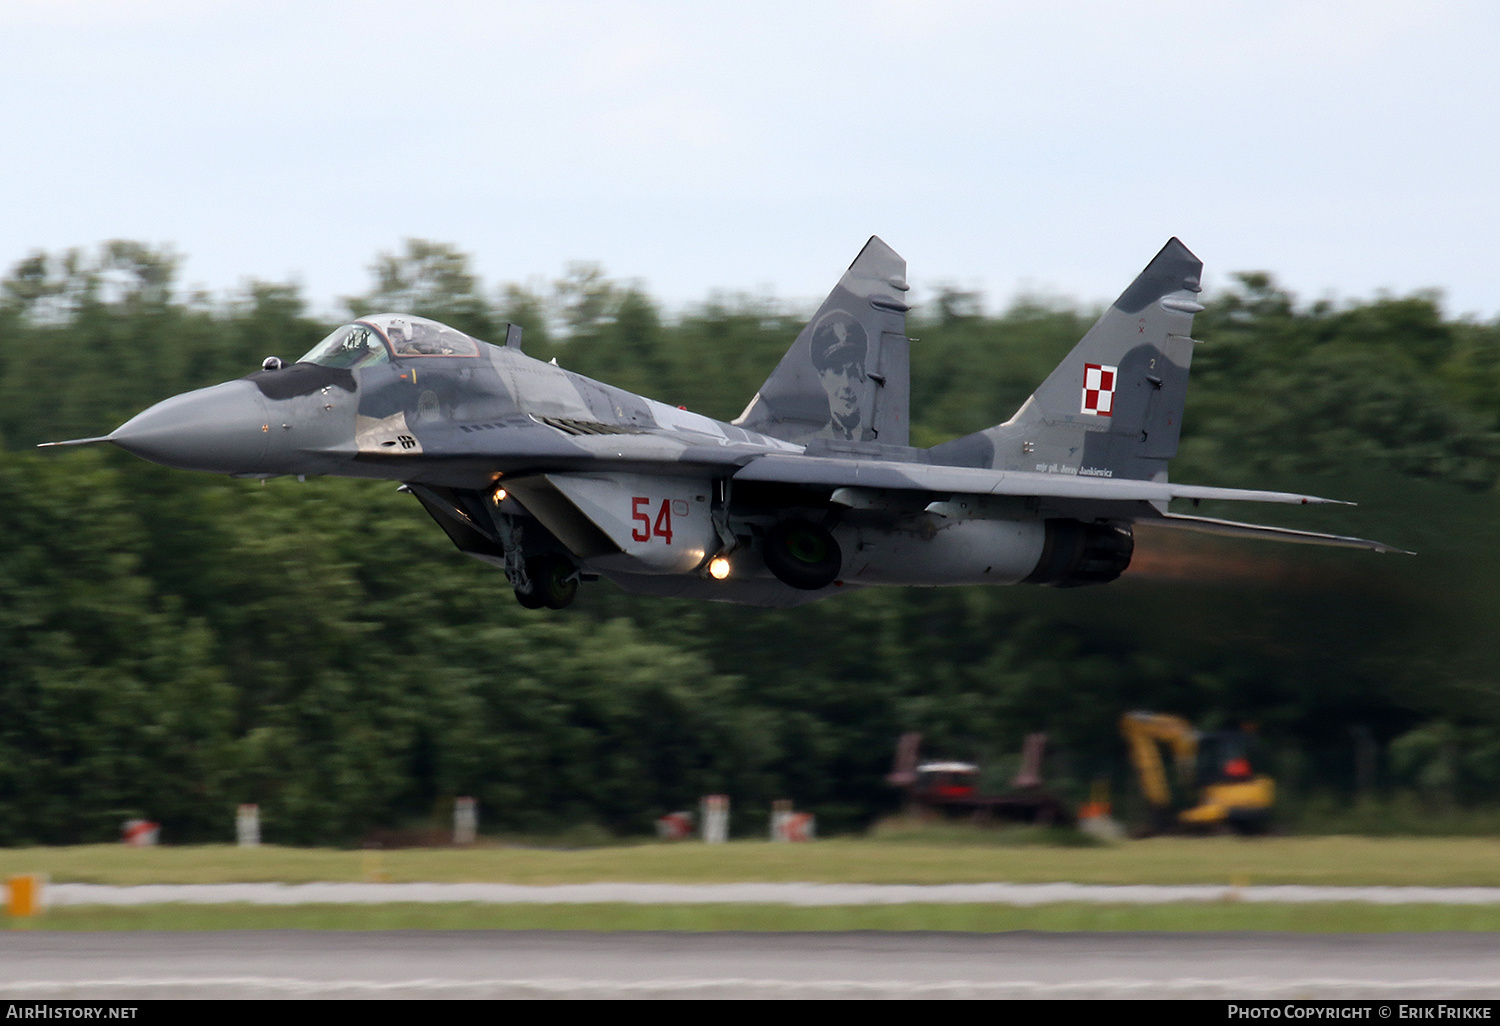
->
[[733, 453, 1347, 507], [733, 453, 1406, 553], [1141, 513, 1411, 554]]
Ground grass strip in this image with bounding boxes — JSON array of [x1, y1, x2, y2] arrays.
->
[[5, 837, 1500, 887], [10, 902, 1500, 933]]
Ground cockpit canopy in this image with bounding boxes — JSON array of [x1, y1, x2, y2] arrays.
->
[[298, 314, 481, 369]]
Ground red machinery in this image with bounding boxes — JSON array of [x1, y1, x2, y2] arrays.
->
[[886, 732, 1073, 826]]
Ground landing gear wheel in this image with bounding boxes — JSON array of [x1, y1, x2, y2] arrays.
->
[[763, 520, 842, 590], [514, 585, 546, 610], [526, 555, 579, 609]]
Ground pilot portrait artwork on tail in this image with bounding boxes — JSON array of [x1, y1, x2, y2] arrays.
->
[[808, 311, 872, 442], [734, 236, 909, 447], [42, 236, 1408, 610]]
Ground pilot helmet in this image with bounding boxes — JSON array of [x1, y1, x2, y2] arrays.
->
[[810, 312, 867, 373]]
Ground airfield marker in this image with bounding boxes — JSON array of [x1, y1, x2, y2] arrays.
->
[[121, 819, 159, 846], [6, 874, 45, 918], [454, 797, 478, 846], [655, 811, 694, 839], [771, 800, 816, 842], [236, 804, 260, 847], [700, 795, 729, 844]]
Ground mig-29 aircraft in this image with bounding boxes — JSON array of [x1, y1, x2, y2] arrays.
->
[[43, 238, 1403, 609]]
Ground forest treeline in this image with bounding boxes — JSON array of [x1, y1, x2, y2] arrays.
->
[[1, 239, 1499, 844]]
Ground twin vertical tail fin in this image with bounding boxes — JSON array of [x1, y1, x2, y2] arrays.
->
[[931, 238, 1204, 482], [734, 236, 912, 447]]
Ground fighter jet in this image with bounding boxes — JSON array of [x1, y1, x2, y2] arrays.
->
[[42, 238, 1403, 609]]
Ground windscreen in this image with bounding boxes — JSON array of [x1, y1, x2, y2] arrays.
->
[[299, 324, 391, 369]]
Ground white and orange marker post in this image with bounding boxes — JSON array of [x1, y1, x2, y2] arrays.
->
[[6, 875, 45, 919], [700, 795, 729, 844], [121, 819, 159, 846], [771, 800, 815, 842], [453, 797, 478, 846], [236, 804, 260, 847], [655, 811, 694, 839], [781, 813, 815, 842]]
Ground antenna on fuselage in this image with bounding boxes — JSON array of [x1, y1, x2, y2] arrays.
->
[[504, 323, 523, 350]]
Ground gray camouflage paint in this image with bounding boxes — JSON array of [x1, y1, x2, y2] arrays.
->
[[51, 238, 1400, 609]]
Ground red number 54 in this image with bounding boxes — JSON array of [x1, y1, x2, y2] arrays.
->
[[631, 496, 674, 544]]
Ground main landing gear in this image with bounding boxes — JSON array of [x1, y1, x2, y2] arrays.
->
[[762, 519, 842, 590], [514, 554, 579, 610]]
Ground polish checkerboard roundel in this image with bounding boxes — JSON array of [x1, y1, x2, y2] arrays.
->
[[1081, 363, 1117, 416]]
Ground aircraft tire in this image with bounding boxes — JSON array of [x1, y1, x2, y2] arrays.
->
[[527, 555, 579, 610], [514, 585, 546, 610], [763, 520, 842, 590]]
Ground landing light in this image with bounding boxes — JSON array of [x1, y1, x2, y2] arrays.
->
[[708, 557, 731, 580], [493, 487, 507, 504]]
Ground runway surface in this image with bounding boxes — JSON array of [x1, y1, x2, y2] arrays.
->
[[2, 931, 1499, 998], [41, 881, 1500, 905]]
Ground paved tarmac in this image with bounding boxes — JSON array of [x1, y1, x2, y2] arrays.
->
[[2, 931, 1499, 998], [42, 881, 1500, 905]]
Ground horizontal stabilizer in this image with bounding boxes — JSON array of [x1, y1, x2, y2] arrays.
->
[[1145, 512, 1412, 554], [736, 453, 1354, 508]]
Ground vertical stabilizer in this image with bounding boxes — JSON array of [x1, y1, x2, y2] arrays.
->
[[734, 237, 911, 446], [931, 238, 1203, 481]]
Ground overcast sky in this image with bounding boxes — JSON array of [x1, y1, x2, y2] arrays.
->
[[4, 0, 1498, 319]]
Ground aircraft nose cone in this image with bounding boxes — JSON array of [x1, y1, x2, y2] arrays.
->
[[111, 380, 270, 473]]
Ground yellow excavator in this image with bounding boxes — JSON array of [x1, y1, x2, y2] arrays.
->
[[1120, 712, 1275, 835]]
